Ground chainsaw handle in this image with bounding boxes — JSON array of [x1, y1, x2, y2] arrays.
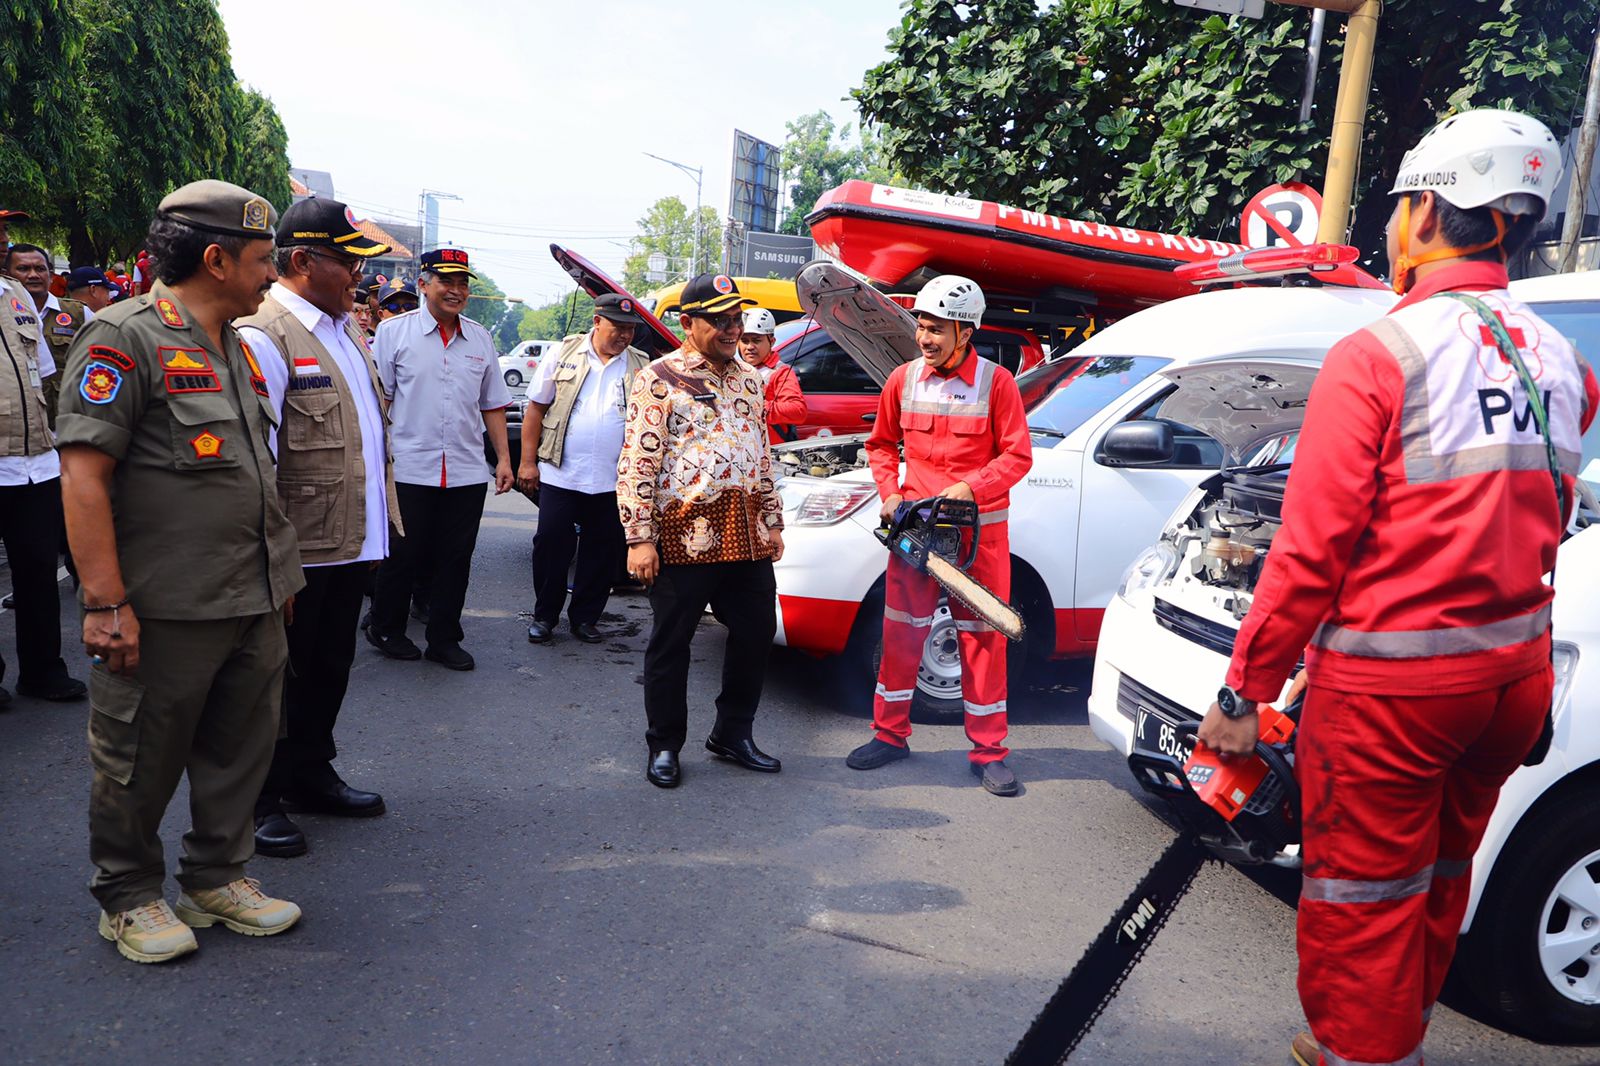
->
[[1171, 722, 1301, 826], [887, 496, 980, 569]]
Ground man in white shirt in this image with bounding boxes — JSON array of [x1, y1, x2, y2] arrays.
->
[[236, 197, 397, 857], [368, 248, 513, 671], [515, 294, 652, 644], [0, 219, 84, 703]]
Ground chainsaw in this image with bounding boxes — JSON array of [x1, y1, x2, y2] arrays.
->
[[875, 496, 1025, 642], [1006, 698, 1304, 1065]]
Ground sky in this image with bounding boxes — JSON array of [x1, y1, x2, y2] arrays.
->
[[215, 0, 908, 310]]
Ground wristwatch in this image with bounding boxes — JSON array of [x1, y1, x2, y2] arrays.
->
[[1217, 684, 1256, 720]]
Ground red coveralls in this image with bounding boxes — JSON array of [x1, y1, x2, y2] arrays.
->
[[1225, 262, 1599, 1065], [750, 355, 807, 444], [866, 347, 1032, 763]]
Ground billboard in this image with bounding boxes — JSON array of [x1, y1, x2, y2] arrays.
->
[[729, 130, 781, 234], [742, 231, 815, 280]]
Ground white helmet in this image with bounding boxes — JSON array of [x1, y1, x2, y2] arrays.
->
[[912, 274, 985, 325], [741, 307, 776, 336], [1389, 108, 1562, 220]]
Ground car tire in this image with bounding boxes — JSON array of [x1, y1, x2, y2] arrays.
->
[[1454, 790, 1600, 1041], [504, 370, 523, 387]]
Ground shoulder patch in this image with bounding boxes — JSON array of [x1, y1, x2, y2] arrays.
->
[[155, 298, 185, 328], [80, 363, 124, 405], [87, 344, 135, 371], [55, 312, 74, 327]]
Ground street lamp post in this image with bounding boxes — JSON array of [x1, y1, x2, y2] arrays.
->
[[644, 152, 704, 277]]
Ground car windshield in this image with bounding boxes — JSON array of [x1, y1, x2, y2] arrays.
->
[[1025, 355, 1170, 438], [1528, 299, 1600, 490]]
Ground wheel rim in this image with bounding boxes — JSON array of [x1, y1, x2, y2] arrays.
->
[[916, 605, 963, 701], [506, 372, 522, 386], [1538, 848, 1600, 1006]]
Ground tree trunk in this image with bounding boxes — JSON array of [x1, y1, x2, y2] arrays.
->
[[66, 217, 96, 269]]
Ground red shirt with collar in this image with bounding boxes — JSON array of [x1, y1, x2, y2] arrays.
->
[[1226, 261, 1599, 701]]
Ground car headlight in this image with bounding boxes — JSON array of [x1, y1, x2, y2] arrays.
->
[[1118, 541, 1180, 604], [789, 483, 879, 526], [1553, 640, 1579, 716]]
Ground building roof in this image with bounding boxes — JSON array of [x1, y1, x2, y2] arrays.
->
[[356, 218, 413, 259], [289, 176, 310, 197]]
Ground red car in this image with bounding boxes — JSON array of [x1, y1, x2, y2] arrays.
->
[[773, 318, 1046, 439]]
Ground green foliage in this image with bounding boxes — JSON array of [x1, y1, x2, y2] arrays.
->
[[855, 0, 1600, 263], [518, 291, 597, 343], [621, 196, 722, 293], [778, 110, 898, 235], [1, 2, 293, 266], [464, 268, 515, 352]]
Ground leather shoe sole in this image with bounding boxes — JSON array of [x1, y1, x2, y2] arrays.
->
[[705, 736, 781, 773]]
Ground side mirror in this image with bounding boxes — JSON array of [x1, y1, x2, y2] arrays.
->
[[1100, 420, 1175, 467]]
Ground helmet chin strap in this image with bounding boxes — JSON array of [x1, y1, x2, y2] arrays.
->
[[1391, 194, 1508, 295]]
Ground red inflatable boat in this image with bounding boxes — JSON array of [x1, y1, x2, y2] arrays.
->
[[805, 180, 1253, 315]]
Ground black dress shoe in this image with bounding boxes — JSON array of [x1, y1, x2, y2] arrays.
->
[[973, 759, 1020, 797], [571, 622, 604, 644], [282, 780, 387, 818], [15, 675, 88, 701], [846, 738, 911, 770], [527, 619, 555, 644], [424, 643, 475, 671], [254, 810, 308, 857], [705, 735, 781, 773], [647, 750, 680, 789], [365, 627, 421, 660]]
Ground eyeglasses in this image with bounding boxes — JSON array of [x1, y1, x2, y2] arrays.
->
[[304, 250, 363, 275], [693, 311, 744, 331]]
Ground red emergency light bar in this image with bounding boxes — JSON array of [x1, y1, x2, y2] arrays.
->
[[1175, 243, 1363, 286]]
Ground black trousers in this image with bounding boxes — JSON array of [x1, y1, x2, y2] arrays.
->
[[643, 559, 776, 754], [372, 482, 487, 647], [259, 562, 368, 808], [532, 483, 625, 627], [0, 477, 67, 687]]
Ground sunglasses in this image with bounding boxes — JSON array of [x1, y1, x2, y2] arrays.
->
[[693, 311, 744, 331], [305, 250, 363, 275]]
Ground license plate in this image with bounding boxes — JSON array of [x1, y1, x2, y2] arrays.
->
[[1135, 705, 1197, 764]]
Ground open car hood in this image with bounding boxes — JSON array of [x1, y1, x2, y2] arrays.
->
[[1155, 353, 1324, 462], [549, 244, 681, 358], [795, 260, 919, 387]]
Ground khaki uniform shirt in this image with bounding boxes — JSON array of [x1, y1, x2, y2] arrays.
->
[[55, 282, 304, 619]]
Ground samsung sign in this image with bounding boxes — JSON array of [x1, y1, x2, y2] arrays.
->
[[743, 232, 816, 280]]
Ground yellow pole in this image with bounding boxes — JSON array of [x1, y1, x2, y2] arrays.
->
[[1315, 0, 1382, 244]]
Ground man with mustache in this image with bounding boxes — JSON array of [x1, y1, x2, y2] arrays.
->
[[367, 248, 513, 671], [56, 180, 305, 963], [236, 197, 397, 859]]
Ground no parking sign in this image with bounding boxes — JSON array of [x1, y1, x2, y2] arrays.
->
[[1240, 183, 1323, 249]]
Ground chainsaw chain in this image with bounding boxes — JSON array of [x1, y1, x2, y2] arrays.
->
[[1005, 836, 1210, 1065]]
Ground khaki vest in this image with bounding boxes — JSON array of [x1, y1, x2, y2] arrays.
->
[[237, 294, 403, 565], [0, 276, 52, 457], [39, 297, 84, 429], [536, 333, 652, 467]]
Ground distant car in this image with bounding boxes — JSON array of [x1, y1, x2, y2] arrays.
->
[[499, 339, 560, 388]]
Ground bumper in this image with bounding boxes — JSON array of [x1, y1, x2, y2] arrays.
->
[[772, 506, 885, 655]]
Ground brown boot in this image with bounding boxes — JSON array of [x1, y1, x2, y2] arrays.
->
[[1288, 1032, 1320, 1066]]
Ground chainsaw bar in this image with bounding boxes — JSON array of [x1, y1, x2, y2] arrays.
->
[[924, 553, 1026, 642], [1005, 833, 1210, 1065]]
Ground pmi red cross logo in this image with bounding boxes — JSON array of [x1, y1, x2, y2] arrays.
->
[[1524, 152, 1546, 183], [1461, 309, 1542, 384]]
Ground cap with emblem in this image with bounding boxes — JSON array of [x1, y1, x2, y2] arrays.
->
[[277, 198, 390, 256], [0, 208, 31, 221], [594, 292, 644, 324], [378, 278, 418, 305], [358, 273, 385, 299], [419, 247, 476, 279], [67, 266, 113, 291], [678, 272, 755, 315], [158, 179, 278, 238]]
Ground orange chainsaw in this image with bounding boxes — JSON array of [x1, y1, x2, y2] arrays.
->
[[1007, 698, 1302, 1065]]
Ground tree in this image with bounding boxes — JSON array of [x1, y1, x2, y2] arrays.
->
[[778, 110, 897, 235], [854, 0, 1599, 264], [518, 291, 598, 342], [463, 266, 516, 351], [621, 196, 722, 293], [221, 88, 293, 215], [0, 1, 88, 224]]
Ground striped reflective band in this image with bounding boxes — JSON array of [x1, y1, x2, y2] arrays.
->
[[963, 698, 1006, 717], [901, 355, 995, 417], [954, 619, 993, 633], [1302, 866, 1433, 904], [874, 683, 914, 704], [884, 606, 938, 628], [1313, 605, 1549, 659], [978, 508, 1008, 525], [1323, 1045, 1422, 1066]]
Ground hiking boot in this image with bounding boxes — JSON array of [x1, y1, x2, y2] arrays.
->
[[973, 759, 1019, 796], [1289, 1032, 1320, 1066], [846, 738, 911, 770], [98, 899, 198, 964], [176, 877, 301, 936]]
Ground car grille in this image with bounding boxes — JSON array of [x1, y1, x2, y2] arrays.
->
[[1115, 675, 1197, 724], [1152, 597, 1239, 658]]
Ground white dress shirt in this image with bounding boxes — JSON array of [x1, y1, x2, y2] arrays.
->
[[0, 280, 59, 486], [527, 335, 629, 495], [238, 283, 389, 565]]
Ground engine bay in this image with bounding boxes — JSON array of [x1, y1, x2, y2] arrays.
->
[[773, 435, 872, 480], [1165, 469, 1288, 619]]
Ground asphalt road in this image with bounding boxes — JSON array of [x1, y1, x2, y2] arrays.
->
[[2, 488, 1597, 1065]]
